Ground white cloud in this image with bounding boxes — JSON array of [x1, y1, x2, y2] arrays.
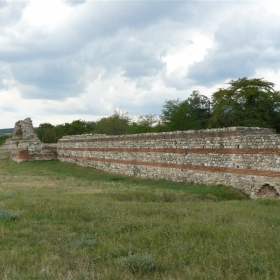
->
[[254, 68, 280, 91], [187, 2, 280, 85], [22, 0, 72, 31], [1, 0, 280, 128], [0, 1, 27, 28]]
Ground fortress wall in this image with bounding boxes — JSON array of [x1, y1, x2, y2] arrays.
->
[[0, 117, 57, 162], [57, 127, 280, 199], [0, 139, 57, 162]]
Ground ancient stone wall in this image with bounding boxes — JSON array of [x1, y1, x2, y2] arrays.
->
[[0, 138, 57, 162], [2, 119, 280, 199], [56, 127, 280, 199], [12, 117, 39, 141], [0, 118, 57, 162]]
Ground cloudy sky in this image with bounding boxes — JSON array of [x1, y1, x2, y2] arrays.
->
[[0, 0, 280, 128]]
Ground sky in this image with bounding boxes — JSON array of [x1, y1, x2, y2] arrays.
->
[[1, 0, 280, 128]]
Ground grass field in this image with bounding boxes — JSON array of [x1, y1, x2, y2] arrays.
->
[[0, 156, 279, 279]]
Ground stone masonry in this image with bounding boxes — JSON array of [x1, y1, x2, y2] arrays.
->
[[0, 118, 57, 162], [57, 127, 280, 199], [1, 118, 280, 199], [12, 117, 39, 141]]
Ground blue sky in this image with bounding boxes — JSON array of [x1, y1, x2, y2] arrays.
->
[[0, 0, 280, 127]]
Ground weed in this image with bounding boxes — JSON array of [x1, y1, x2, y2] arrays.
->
[[250, 261, 265, 274], [0, 208, 18, 221], [117, 253, 158, 274], [73, 235, 97, 248], [0, 193, 15, 201]]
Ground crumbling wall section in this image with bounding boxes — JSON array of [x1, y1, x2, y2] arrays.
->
[[12, 117, 39, 141], [0, 118, 57, 162]]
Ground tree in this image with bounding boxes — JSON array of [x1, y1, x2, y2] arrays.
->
[[82, 121, 96, 132], [35, 123, 57, 143], [161, 98, 186, 131], [161, 91, 211, 131], [67, 120, 91, 135], [55, 120, 90, 140], [129, 114, 159, 134], [0, 135, 9, 146], [95, 107, 131, 135], [36, 120, 92, 143], [186, 90, 211, 129], [210, 77, 280, 131]]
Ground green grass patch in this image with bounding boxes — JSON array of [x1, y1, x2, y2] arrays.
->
[[0, 158, 279, 279]]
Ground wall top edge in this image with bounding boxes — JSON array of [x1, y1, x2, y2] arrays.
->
[[58, 126, 275, 141]]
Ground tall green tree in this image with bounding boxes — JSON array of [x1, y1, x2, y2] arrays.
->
[[82, 121, 96, 132], [55, 120, 90, 140], [36, 120, 92, 143], [36, 123, 57, 143], [129, 114, 158, 134], [187, 90, 211, 129], [210, 77, 280, 131], [161, 91, 211, 131], [95, 107, 131, 135]]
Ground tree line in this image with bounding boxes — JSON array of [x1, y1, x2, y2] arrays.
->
[[36, 77, 280, 143], [0, 135, 9, 145]]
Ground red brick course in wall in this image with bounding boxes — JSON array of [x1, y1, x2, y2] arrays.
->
[[59, 155, 280, 178], [56, 127, 280, 198], [57, 147, 280, 155], [18, 150, 29, 160]]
